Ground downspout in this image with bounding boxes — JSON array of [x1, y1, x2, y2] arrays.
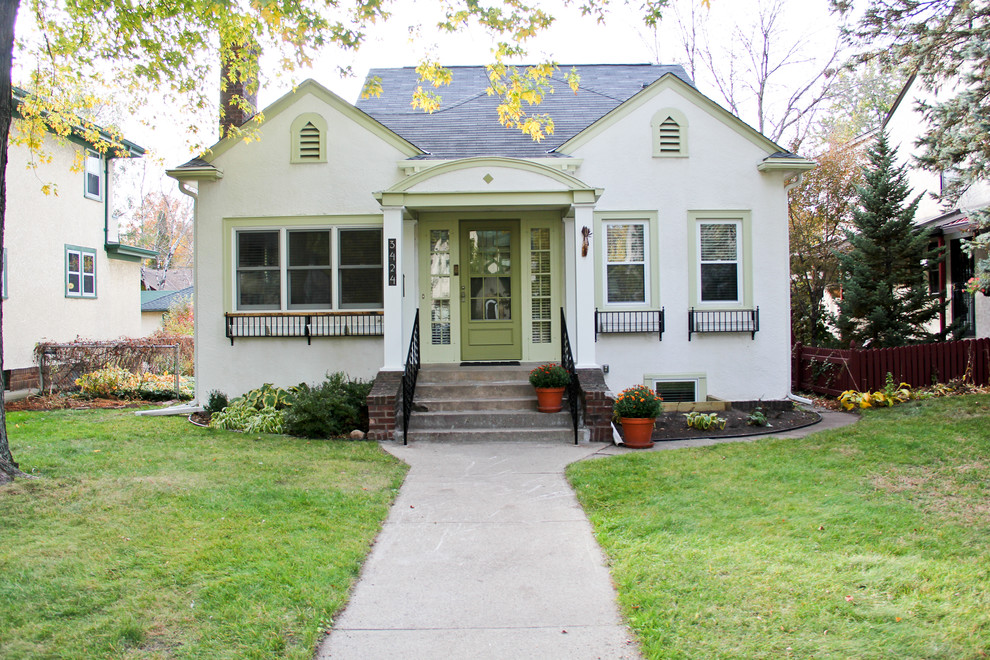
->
[[937, 235, 946, 335], [176, 180, 201, 408], [103, 155, 111, 247], [785, 172, 808, 406]]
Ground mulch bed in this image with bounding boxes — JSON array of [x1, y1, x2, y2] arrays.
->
[[640, 406, 823, 442], [5, 394, 179, 412]]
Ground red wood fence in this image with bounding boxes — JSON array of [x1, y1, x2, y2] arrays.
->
[[792, 338, 990, 396]]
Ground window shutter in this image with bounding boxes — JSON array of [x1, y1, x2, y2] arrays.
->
[[657, 117, 681, 154], [298, 122, 321, 160]]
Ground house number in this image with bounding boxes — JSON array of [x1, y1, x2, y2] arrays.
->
[[388, 239, 397, 286]]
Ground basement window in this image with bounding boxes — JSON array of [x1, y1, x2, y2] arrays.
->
[[649, 376, 706, 403]]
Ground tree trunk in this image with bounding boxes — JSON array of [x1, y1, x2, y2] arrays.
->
[[0, 0, 25, 485]]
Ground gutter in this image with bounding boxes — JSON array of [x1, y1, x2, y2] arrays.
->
[[173, 179, 201, 406]]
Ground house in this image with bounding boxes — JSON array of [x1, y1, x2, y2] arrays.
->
[[141, 286, 194, 336], [883, 73, 990, 338], [3, 90, 156, 392], [167, 64, 813, 439]]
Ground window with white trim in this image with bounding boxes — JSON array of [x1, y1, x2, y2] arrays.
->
[[604, 221, 648, 305], [650, 375, 705, 403], [235, 227, 382, 311], [84, 150, 102, 201], [698, 221, 741, 303], [66, 246, 97, 298]]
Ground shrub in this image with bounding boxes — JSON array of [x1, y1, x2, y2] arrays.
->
[[838, 372, 912, 410], [205, 390, 229, 414], [234, 383, 301, 411], [528, 363, 571, 388], [745, 408, 768, 427], [613, 385, 663, 420], [75, 367, 193, 400], [283, 372, 372, 439]]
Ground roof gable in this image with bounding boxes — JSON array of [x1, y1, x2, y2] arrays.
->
[[355, 64, 694, 159], [557, 72, 790, 157], [196, 79, 424, 166]]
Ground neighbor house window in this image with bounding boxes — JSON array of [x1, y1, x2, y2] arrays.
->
[[66, 246, 97, 298], [235, 227, 382, 311], [698, 221, 741, 303], [84, 150, 103, 201], [605, 221, 648, 304]]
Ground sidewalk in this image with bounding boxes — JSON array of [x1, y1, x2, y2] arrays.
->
[[317, 409, 858, 659], [316, 442, 642, 660]]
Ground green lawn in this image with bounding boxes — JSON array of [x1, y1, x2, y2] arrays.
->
[[0, 409, 407, 659], [568, 395, 990, 659]]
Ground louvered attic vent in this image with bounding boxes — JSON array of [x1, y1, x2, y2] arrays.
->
[[298, 122, 321, 160], [658, 117, 681, 153]]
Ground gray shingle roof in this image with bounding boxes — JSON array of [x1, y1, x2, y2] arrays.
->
[[355, 64, 694, 159], [142, 286, 193, 312]]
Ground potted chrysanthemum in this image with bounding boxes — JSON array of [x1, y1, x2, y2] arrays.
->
[[612, 385, 663, 448], [528, 363, 571, 413]]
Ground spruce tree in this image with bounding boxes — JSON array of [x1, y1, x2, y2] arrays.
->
[[835, 131, 943, 348]]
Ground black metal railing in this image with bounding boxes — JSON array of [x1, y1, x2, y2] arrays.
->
[[560, 308, 580, 445], [401, 310, 421, 445], [224, 312, 384, 345], [687, 307, 759, 341], [594, 308, 665, 341]]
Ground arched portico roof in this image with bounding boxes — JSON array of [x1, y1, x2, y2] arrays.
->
[[376, 157, 601, 209]]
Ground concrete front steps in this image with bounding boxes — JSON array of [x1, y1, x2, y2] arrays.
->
[[403, 364, 583, 443]]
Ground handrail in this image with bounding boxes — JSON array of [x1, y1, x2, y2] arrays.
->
[[401, 310, 421, 445], [560, 308, 580, 445]]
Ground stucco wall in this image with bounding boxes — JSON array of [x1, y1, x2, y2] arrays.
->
[[192, 90, 410, 398], [568, 85, 794, 400], [192, 81, 798, 402], [4, 134, 143, 372]]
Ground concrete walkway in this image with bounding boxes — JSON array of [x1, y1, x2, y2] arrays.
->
[[317, 441, 642, 659], [317, 408, 859, 659]]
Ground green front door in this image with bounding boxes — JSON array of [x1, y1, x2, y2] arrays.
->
[[459, 221, 522, 361]]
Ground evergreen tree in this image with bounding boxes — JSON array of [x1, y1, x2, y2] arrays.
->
[[835, 131, 943, 348]]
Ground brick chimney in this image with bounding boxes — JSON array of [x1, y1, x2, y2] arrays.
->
[[219, 40, 259, 137]]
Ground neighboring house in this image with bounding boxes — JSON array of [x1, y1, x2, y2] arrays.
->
[[884, 73, 990, 338], [3, 90, 156, 391], [141, 286, 193, 335], [142, 267, 194, 292], [168, 64, 813, 427]]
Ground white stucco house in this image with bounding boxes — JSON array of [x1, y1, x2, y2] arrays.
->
[[884, 73, 989, 339], [3, 90, 156, 391], [168, 64, 813, 440]]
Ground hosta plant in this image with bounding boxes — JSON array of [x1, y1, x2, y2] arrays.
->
[[685, 411, 726, 430]]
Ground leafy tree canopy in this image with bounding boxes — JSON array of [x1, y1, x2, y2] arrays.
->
[[833, 0, 989, 205]]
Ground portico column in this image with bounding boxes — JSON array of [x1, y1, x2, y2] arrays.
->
[[572, 202, 597, 368], [382, 205, 405, 371]]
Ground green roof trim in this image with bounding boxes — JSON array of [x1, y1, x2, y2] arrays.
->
[[105, 243, 158, 263]]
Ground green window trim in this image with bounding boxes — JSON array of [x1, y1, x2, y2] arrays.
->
[[228, 217, 384, 313], [290, 113, 328, 164], [650, 108, 689, 158], [594, 211, 660, 311], [687, 210, 753, 309], [65, 245, 97, 299]]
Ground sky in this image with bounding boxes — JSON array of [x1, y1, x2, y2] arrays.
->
[[13, 0, 849, 203]]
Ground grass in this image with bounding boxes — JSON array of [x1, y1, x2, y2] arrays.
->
[[0, 408, 408, 659], [567, 395, 990, 659]]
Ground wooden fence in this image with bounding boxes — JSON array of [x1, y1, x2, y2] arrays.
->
[[792, 338, 990, 396]]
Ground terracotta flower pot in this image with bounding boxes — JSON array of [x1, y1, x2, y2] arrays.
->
[[620, 417, 656, 449], [535, 386, 565, 413]]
